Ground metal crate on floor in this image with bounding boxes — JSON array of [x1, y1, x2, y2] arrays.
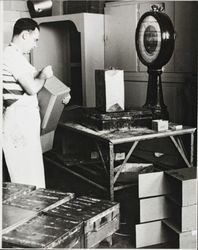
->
[[46, 196, 120, 248], [3, 182, 36, 203], [2, 213, 84, 248], [3, 188, 75, 212]]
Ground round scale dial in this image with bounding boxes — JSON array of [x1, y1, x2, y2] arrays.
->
[[135, 10, 175, 68], [138, 16, 161, 63]]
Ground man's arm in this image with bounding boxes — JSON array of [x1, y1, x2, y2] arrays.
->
[[18, 65, 53, 95]]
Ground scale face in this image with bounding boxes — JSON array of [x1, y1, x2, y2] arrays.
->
[[137, 15, 162, 64], [135, 9, 175, 68]]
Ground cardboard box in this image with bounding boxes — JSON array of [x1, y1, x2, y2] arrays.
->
[[167, 203, 197, 232], [163, 221, 197, 249], [38, 76, 70, 152], [165, 168, 197, 206], [152, 119, 168, 132], [40, 130, 55, 153], [38, 76, 70, 135]]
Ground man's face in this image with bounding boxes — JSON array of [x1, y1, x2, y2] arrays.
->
[[23, 28, 40, 54]]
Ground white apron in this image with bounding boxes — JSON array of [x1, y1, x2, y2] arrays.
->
[[3, 94, 45, 188]]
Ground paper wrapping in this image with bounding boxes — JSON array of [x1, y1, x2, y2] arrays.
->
[[95, 69, 124, 112]]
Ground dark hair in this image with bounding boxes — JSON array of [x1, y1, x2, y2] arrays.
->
[[13, 18, 40, 36]]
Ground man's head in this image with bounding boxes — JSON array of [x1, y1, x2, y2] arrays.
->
[[12, 18, 40, 54]]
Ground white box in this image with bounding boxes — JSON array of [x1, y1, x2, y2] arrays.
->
[[152, 120, 169, 132]]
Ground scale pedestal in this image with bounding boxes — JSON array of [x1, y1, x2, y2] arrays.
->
[[143, 68, 169, 120], [135, 6, 175, 121]]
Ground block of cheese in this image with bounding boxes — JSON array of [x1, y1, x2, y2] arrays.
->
[[95, 69, 124, 112], [38, 76, 70, 135]]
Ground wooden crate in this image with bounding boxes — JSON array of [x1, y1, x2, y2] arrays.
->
[[2, 213, 83, 248], [4, 188, 74, 212], [46, 196, 120, 248], [3, 182, 36, 203]]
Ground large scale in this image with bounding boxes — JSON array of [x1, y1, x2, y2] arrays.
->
[[81, 5, 175, 131], [135, 5, 175, 119]]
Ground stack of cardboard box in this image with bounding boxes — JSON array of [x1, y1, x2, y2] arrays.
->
[[135, 168, 197, 248]]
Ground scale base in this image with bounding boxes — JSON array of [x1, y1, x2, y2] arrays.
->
[[143, 104, 169, 120], [143, 68, 169, 120]]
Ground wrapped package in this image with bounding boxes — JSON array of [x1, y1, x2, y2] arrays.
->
[[95, 69, 125, 112]]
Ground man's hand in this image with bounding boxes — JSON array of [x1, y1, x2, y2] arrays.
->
[[62, 94, 71, 105], [18, 65, 54, 95], [39, 65, 53, 80]]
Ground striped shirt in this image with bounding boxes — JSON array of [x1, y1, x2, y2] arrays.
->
[[3, 43, 36, 108], [3, 64, 25, 108]]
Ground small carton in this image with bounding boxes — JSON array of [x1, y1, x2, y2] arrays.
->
[[152, 119, 169, 132], [169, 122, 183, 130]]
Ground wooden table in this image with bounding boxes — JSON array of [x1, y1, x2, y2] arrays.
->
[[45, 122, 196, 201]]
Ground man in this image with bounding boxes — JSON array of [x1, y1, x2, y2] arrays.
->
[[2, 18, 56, 188]]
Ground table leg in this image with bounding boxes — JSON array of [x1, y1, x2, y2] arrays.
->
[[170, 136, 192, 168], [176, 137, 187, 157], [109, 142, 114, 201], [61, 133, 67, 155], [114, 141, 139, 183], [95, 141, 108, 176], [190, 132, 194, 166]]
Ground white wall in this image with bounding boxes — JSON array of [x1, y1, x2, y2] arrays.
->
[[3, 0, 30, 47], [104, 1, 197, 125]]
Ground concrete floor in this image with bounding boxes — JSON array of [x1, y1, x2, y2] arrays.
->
[[44, 158, 174, 249], [44, 158, 138, 248], [2, 155, 173, 249]]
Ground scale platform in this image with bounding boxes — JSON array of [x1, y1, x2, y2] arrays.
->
[[80, 107, 152, 131]]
